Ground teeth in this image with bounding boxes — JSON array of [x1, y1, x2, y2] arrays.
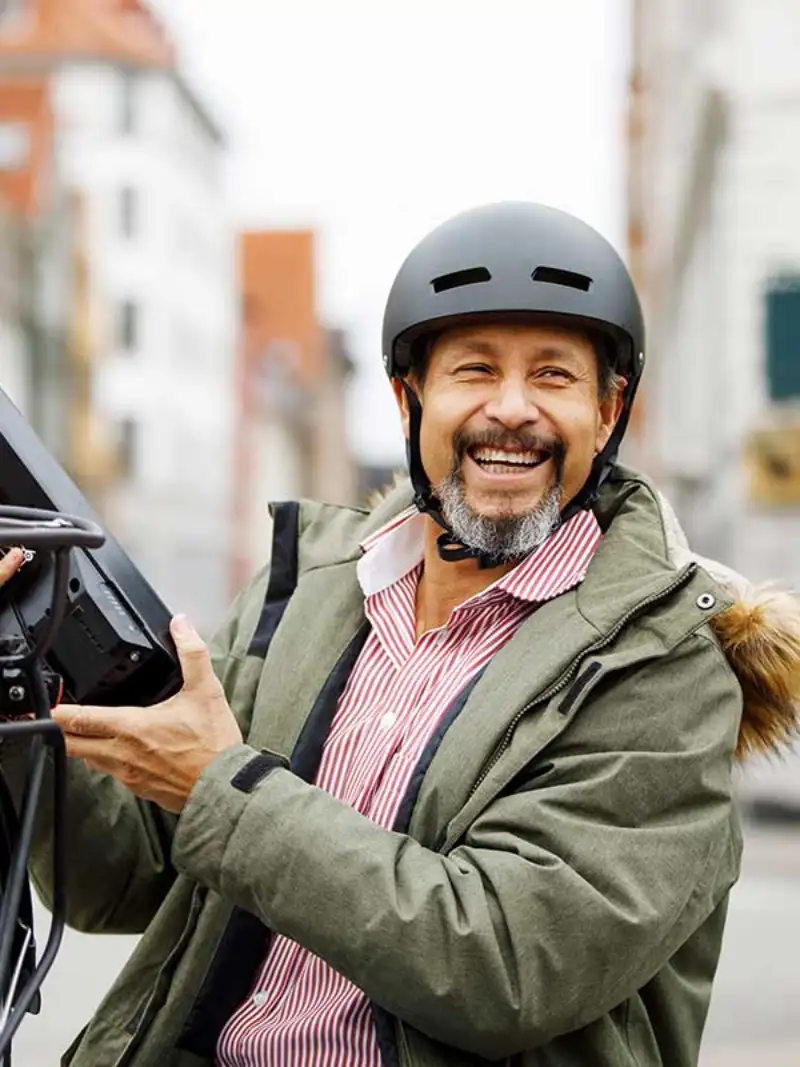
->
[[472, 448, 543, 466]]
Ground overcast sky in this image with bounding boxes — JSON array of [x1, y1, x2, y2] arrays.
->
[[152, 0, 631, 465]]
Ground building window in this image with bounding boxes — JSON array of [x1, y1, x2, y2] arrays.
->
[[120, 186, 138, 239], [764, 276, 800, 402], [118, 300, 139, 351], [117, 418, 138, 479], [119, 71, 137, 135], [0, 122, 28, 169]]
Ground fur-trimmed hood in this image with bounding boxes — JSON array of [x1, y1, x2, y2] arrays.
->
[[659, 494, 800, 762]]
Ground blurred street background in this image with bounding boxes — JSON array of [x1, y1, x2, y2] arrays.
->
[[0, 0, 794, 1062]]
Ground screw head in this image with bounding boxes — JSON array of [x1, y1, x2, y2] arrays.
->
[[8, 685, 25, 702]]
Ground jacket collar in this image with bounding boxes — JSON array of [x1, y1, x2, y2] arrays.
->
[[353, 466, 707, 637]]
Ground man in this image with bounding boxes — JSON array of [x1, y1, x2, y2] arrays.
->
[[7, 202, 800, 1066]]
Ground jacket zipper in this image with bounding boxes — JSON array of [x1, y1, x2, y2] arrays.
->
[[467, 563, 698, 801]]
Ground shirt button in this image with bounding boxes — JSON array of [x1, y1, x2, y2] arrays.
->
[[252, 991, 267, 1007], [380, 711, 396, 730]]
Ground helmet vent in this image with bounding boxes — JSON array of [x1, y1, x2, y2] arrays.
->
[[432, 267, 492, 293], [532, 266, 592, 292]]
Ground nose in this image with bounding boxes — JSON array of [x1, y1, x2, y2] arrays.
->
[[482, 378, 540, 430]]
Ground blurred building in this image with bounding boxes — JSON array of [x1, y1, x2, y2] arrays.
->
[[0, 198, 34, 419], [234, 230, 357, 588], [0, 67, 76, 464], [318, 326, 358, 504], [628, 0, 800, 805], [0, 0, 237, 634], [628, 0, 800, 586]]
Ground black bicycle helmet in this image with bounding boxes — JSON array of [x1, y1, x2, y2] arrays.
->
[[381, 201, 645, 564]]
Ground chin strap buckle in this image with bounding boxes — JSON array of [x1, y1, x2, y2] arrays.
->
[[435, 531, 505, 570]]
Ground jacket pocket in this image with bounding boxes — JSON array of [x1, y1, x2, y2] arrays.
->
[[116, 884, 207, 1063]]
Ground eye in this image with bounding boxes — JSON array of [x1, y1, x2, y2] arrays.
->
[[537, 367, 575, 382], [455, 363, 493, 376]]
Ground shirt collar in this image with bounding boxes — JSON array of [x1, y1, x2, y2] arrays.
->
[[357, 506, 602, 603], [358, 506, 423, 597]]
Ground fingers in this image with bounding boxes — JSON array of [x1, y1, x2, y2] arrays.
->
[[0, 548, 25, 587], [54, 703, 132, 740], [170, 615, 215, 691], [61, 734, 115, 766]]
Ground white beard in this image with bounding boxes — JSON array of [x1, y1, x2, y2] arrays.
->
[[433, 471, 562, 562]]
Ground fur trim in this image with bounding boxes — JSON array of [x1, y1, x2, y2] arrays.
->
[[366, 470, 409, 510], [710, 587, 800, 761], [658, 490, 800, 761]]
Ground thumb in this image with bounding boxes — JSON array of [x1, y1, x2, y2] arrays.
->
[[170, 615, 214, 691]]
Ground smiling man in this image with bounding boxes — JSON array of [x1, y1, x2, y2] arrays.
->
[[392, 319, 624, 637], [9, 203, 800, 1067], [412, 322, 621, 551]]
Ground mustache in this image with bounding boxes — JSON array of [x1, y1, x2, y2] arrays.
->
[[452, 428, 567, 472]]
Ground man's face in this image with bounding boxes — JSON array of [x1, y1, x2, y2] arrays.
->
[[393, 322, 624, 555]]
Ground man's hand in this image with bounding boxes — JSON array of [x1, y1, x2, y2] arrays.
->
[[54, 615, 243, 813], [0, 547, 25, 586]]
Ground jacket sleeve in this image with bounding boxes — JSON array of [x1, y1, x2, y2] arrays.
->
[[171, 631, 743, 1060], [0, 564, 270, 935]]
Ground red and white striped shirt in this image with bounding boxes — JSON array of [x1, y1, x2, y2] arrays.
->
[[216, 506, 603, 1067]]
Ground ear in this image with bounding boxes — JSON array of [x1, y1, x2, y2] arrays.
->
[[391, 375, 417, 440], [595, 380, 626, 453]]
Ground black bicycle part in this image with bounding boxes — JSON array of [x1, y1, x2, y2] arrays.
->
[[0, 507, 104, 1061], [0, 386, 181, 710]]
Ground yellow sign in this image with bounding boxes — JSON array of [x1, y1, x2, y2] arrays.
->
[[746, 426, 800, 506]]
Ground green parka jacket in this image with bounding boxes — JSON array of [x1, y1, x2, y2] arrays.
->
[[5, 466, 800, 1067]]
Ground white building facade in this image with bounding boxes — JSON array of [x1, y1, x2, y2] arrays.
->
[[51, 61, 236, 634], [629, 0, 800, 802]]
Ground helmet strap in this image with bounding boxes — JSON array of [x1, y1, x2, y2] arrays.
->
[[560, 362, 643, 521]]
